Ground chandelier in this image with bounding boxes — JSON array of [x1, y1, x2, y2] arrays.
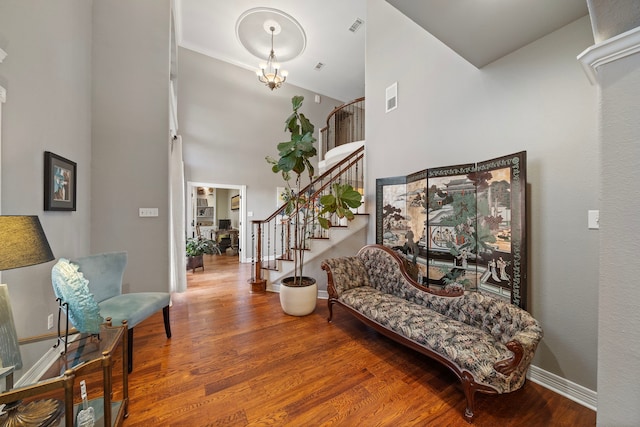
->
[[256, 26, 288, 90]]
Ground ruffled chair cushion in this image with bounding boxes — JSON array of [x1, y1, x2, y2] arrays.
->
[[51, 258, 103, 334]]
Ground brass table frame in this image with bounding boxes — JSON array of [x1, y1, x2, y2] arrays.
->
[[0, 320, 129, 427]]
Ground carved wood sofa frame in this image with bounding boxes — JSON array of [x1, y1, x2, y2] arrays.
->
[[321, 244, 543, 423]]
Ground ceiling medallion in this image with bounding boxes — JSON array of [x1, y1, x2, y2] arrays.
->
[[236, 8, 306, 90]]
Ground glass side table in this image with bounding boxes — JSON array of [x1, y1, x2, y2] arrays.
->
[[0, 320, 129, 427]]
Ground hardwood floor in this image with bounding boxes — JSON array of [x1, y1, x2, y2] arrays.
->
[[121, 254, 595, 426]]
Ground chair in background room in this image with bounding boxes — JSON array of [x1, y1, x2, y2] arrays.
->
[[51, 252, 171, 372]]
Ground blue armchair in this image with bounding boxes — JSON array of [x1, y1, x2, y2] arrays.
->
[[51, 252, 171, 372]]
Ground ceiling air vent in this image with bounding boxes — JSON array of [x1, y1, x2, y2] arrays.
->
[[314, 62, 325, 71], [349, 18, 364, 33]]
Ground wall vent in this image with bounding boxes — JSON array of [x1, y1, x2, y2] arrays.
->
[[385, 82, 398, 113], [349, 18, 364, 33]]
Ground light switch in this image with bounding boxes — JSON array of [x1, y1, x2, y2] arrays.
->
[[139, 208, 159, 217], [588, 210, 599, 229]]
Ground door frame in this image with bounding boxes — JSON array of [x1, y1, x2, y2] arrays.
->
[[187, 181, 248, 263]]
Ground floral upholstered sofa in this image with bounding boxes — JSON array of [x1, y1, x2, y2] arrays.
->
[[321, 244, 543, 423]]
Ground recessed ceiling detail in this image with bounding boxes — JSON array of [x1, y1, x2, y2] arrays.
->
[[236, 7, 307, 62]]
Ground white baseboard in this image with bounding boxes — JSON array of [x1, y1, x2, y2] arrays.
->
[[266, 283, 329, 300], [527, 364, 597, 411]]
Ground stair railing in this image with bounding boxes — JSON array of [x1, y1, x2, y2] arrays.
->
[[319, 97, 365, 159], [250, 146, 364, 290]]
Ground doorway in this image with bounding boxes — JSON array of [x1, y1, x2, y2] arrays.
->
[[187, 182, 247, 263]]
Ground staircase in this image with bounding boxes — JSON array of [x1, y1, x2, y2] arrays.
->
[[266, 214, 368, 296], [250, 144, 366, 294]]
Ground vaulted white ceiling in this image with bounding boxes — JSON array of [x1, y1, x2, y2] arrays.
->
[[175, 1, 589, 102], [175, 0, 366, 102]]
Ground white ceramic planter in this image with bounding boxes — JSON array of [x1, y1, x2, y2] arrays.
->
[[279, 277, 318, 316]]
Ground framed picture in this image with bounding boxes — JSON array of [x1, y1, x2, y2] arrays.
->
[[44, 151, 77, 211], [231, 194, 240, 211]]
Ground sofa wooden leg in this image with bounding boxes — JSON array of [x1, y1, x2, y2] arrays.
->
[[163, 305, 172, 338], [461, 372, 477, 423], [327, 299, 334, 322], [128, 328, 134, 373]]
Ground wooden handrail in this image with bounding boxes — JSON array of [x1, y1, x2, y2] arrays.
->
[[253, 145, 365, 226], [319, 97, 365, 159], [321, 96, 365, 130]]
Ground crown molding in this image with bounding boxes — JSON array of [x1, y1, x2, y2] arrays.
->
[[578, 25, 640, 85]]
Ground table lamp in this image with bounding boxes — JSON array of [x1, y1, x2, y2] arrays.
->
[[0, 215, 62, 427]]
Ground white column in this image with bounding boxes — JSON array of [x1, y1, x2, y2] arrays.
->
[[579, 26, 640, 426]]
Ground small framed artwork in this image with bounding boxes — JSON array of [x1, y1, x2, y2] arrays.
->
[[44, 151, 77, 211], [231, 194, 240, 211]]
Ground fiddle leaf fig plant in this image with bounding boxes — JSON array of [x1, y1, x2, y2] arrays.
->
[[266, 96, 362, 286], [317, 183, 362, 229]]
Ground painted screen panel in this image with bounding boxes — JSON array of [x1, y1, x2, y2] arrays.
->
[[375, 151, 527, 309], [426, 163, 478, 291]]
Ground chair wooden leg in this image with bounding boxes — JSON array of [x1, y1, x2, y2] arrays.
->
[[128, 328, 134, 373], [163, 306, 172, 338]]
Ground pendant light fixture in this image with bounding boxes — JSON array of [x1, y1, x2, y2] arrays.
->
[[256, 26, 288, 90]]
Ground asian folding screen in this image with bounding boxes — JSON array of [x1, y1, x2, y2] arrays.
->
[[376, 151, 527, 309]]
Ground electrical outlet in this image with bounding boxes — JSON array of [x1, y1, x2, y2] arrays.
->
[[47, 313, 54, 330]]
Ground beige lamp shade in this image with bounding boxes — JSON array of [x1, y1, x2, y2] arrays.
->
[[0, 215, 54, 271]]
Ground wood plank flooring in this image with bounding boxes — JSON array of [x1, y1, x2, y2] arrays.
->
[[121, 254, 595, 426]]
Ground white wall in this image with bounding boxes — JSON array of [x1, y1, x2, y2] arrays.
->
[[0, 0, 93, 370], [595, 31, 640, 425], [367, 0, 599, 391], [178, 48, 343, 261]]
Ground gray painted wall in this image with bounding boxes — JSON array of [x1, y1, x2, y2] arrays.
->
[[178, 48, 343, 261], [0, 0, 93, 372], [597, 41, 640, 426], [0, 0, 171, 373], [367, 0, 599, 391], [92, 0, 171, 293]]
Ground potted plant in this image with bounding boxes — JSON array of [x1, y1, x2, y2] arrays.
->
[[266, 95, 363, 315], [185, 236, 217, 273]]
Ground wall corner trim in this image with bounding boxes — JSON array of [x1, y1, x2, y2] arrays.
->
[[578, 25, 640, 85], [0, 48, 6, 63], [527, 364, 597, 411]]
